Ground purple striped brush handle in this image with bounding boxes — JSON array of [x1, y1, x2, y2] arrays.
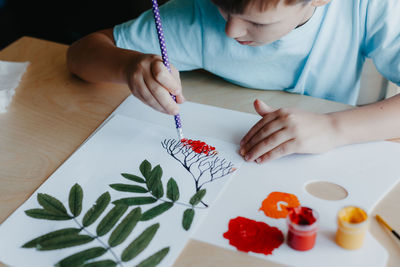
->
[[151, 0, 184, 140]]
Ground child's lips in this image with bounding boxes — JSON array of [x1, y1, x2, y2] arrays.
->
[[236, 40, 253, 45]]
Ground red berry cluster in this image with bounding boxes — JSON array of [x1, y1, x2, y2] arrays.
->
[[180, 138, 216, 155]]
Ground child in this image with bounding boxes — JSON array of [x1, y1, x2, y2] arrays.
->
[[67, 0, 400, 163]]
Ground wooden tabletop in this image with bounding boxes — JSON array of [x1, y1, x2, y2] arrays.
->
[[0, 37, 399, 267]]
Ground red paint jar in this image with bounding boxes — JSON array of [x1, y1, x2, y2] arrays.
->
[[286, 206, 319, 251]]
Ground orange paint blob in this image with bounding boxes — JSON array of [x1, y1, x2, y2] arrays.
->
[[259, 192, 300, 219]]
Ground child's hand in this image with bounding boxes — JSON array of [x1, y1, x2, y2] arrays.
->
[[239, 99, 338, 163], [126, 54, 184, 115]]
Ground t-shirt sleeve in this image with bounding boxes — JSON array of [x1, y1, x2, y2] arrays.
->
[[362, 0, 400, 86], [113, 0, 203, 71]]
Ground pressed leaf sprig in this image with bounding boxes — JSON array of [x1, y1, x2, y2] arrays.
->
[[111, 160, 207, 231], [23, 183, 169, 267]]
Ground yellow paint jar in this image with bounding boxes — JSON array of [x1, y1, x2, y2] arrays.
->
[[335, 206, 369, 250]]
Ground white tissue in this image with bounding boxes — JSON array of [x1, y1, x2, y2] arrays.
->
[[0, 60, 29, 113]]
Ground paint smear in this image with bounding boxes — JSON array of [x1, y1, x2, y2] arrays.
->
[[223, 216, 284, 255], [260, 192, 300, 219]]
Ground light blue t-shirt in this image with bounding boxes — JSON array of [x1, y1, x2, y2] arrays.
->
[[114, 0, 400, 105]]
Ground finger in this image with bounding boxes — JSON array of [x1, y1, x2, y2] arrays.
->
[[151, 60, 182, 95], [240, 111, 279, 147], [175, 94, 186, 104], [144, 74, 180, 115], [244, 129, 292, 162], [240, 118, 285, 155], [171, 64, 182, 84], [135, 77, 166, 113], [255, 139, 297, 163], [254, 99, 276, 116]]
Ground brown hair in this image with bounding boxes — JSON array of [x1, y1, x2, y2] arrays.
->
[[211, 0, 311, 14]]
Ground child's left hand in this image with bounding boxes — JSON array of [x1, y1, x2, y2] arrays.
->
[[239, 99, 339, 163]]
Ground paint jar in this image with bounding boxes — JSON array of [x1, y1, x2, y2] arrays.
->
[[286, 206, 319, 251], [335, 206, 368, 250]]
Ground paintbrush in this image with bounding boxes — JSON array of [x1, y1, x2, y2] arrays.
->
[[376, 214, 400, 241], [150, 0, 184, 140]]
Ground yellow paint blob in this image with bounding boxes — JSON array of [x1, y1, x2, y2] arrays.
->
[[335, 206, 368, 250]]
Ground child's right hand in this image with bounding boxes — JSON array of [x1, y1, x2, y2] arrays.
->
[[126, 53, 184, 115]]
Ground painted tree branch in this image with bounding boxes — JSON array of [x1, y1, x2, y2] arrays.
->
[[161, 139, 236, 195]]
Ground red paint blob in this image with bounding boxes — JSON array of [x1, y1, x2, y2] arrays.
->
[[223, 216, 284, 255], [287, 207, 319, 251], [181, 138, 216, 155]]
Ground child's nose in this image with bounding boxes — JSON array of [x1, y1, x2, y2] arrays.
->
[[225, 17, 247, 39]]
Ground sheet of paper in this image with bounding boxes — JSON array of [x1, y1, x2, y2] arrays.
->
[[0, 114, 242, 267]]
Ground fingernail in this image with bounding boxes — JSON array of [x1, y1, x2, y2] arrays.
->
[[244, 155, 249, 161], [256, 158, 261, 164], [239, 148, 244, 156]]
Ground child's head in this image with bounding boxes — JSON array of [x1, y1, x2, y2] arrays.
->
[[211, 0, 331, 46]]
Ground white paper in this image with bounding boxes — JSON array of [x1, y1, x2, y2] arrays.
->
[[0, 114, 242, 267], [0, 60, 29, 113]]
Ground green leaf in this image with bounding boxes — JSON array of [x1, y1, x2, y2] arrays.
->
[[22, 228, 81, 248], [146, 165, 162, 190], [150, 180, 164, 199], [24, 209, 71, 220], [112, 197, 157, 206], [140, 202, 173, 221], [135, 247, 170, 267], [182, 209, 195, 231], [96, 205, 128, 236], [37, 193, 68, 215], [69, 183, 83, 217], [140, 160, 152, 179], [109, 184, 148, 193], [121, 223, 160, 262], [56, 247, 107, 267], [81, 260, 117, 267], [108, 207, 142, 247], [189, 189, 207, 206], [37, 234, 94, 250], [166, 178, 179, 202], [121, 173, 146, 184], [82, 192, 111, 227]]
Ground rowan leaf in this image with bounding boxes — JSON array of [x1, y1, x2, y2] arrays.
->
[[140, 160, 152, 179], [81, 260, 117, 267], [37, 234, 93, 250], [189, 189, 206, 206], [55, 247, 107, 267], [135, 247, 170, 267], [108, 207, 141, 247], [121, 173, 146, 183], [37, 193, 68, 215], [112, 197, 157, 206], [146, 165, 162, 190], [96, 205, 128, 236], [166, 178, 179, 202], [82, 192, 111, 227], [22, 228, 81, 248], [121, 223, 160, 262], [182, 208, 195, 231], [140, 202, 173, 221], [69, 183, 83, 217], [24, 209, 71, 221], [109, 184, 148, 193]]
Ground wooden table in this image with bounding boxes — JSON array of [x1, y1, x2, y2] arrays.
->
[[0, 37, 399, 267]]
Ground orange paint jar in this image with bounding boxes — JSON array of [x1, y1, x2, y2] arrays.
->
[[286, 206, 319, 251], [335, 206, 368, 250]]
